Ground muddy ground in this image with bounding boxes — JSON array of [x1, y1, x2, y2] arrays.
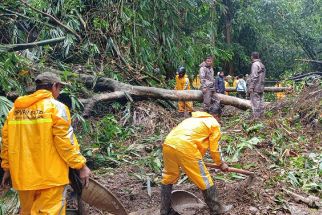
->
[[79, 84, 321, 215], [86, 147, 321, 215]]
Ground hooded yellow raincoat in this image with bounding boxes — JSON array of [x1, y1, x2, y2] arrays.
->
[[1, 90, 86, 191], [161, 112, 222, 190], [224, 81, 230, 95], [175, 74, 193, 112]]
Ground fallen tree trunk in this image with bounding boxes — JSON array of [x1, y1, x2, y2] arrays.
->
[[77, 76, 252, 116], [225, 87, 291, 92], [0, 37, 65, 52], [80, 89, 252, 116]]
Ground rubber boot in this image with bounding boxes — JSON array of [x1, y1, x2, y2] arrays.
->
[[202, 186, 232, 215], [160, 184, 173, 215]]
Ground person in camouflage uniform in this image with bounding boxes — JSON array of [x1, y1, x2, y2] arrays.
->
[[248, 52, 266, 119], [199, 56, 222, 117]]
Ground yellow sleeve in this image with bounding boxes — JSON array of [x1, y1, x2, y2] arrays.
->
[[209, 124, 222, 166], [1, 119, 9, 171], [52, 104, 86, 170], [175, 76, 179, 90]]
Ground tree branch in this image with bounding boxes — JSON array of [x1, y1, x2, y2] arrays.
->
[[295, 59, 322, 64], [20, 0, 82, 41], [0, 37, 66, 52]]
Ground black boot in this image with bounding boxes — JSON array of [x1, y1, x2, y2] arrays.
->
[[160, 184, 173, 215], [202, 186, 232, 215]]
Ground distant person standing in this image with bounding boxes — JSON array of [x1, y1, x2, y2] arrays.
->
[[236, 75, 247, 99], [248, 52, 266, 118], [224, 77, 230, 95], [215, 71, 226, 94], [233, 76, 238, 89], [199, 56, 221, 115], [175, 67, 193, 115]]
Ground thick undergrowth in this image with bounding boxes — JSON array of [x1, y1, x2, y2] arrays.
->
[[78, 82, 321, 215]]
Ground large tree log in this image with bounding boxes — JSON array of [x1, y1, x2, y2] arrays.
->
[[79, 89, 252, 116], [77, 76, 252, 116]]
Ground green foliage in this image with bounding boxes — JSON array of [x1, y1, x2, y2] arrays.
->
[[0, 53, 30, 94], [0, 189, 19, 215], [0, 96, 12, 126], [222, 134, 262, 162], [1, 0, 320, 80], [285, 153, 322, 192]]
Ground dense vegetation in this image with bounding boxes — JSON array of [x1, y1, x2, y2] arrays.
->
[[0, 0, 321, 87]]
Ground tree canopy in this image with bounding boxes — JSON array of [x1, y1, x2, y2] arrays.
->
[[0, 0, 321, 90]]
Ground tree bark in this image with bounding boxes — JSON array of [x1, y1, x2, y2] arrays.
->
[[80, 89, 252, 117], [77, 76, 252, 116]]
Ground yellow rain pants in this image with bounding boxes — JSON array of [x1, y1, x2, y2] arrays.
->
[[18, 185, 67, 215], [161, 145, 214, 190], [178, 101, 193, 112]]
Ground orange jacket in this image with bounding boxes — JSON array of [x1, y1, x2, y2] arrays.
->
[[163, 112, 222, 165], [1, 90, 86, 190], [175, 75, 191, 90]]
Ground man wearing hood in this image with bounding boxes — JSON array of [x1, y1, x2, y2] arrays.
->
[[199, 56, 221, 116], [248, 52, 266, 118], [1, 72, 91, 214]]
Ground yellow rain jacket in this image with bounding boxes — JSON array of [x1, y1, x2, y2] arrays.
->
[[233, 79, 238, 88], [175, 74, 190, 90], [224, 81, 230, 95], [1, 90, 86, 190], [163, 111, 222, 165], [162, 112, 222, 189]]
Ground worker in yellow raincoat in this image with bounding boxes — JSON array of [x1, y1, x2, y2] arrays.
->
[[275, 81, 286, 100], [160, 107, 232, 215], [1, 72, 91, 214], [233, 76, 238, 88], [175, 67, 193, 115], [224, 78, 230, 95]]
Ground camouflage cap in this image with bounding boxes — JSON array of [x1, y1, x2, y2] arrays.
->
[[35, 72, 68, 86]]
